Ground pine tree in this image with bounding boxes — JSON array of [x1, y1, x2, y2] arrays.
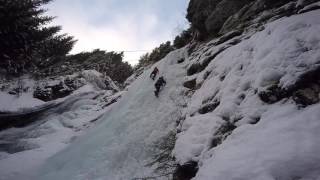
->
[[0, 0, 76, 75], [136, 41, 174, 69], [64, 50, 133, 83], [173, 28, 193, 49]]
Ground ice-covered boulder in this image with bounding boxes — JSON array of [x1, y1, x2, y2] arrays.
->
[[33, 70, 119, 101]]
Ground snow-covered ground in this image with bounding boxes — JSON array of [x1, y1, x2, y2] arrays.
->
[[0, 70, 118, 112], [0, 78, 44, 112], [33, 49, 188, 180], [0, 87, 122, 180], [174, 10, 320, 180], [1, 9, 320, 180], [0, 71, 122, 180], [0, 92, 44, 112]]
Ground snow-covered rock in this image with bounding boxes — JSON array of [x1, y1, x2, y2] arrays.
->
[[33, 70, 119, 101], [173, 9, 320, 180]]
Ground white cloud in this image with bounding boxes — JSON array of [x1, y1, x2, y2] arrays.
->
[[46, 0, 188, 65]]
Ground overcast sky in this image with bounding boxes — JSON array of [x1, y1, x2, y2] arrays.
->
[[46, 0, 189, 65]]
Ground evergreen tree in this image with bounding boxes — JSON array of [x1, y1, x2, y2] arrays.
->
[[173, 28, 193, 49], [0, 0, 76, 75], [64, 50, 133, 83], [136, 41, 174, 69]]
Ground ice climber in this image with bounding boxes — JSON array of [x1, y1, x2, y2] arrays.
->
[[150, 67, 159, 80], [154, 76, 166, 97]]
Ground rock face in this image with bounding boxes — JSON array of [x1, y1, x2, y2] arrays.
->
[[187, 0, 320, 40], [33, 70, 119, 101], [33, 79, 80, 102], [173, 9, 320, 180], [204, 0, 254, 35], [186, 0, 222, 39]]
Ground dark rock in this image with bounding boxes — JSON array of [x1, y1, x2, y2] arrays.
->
[[176, 116, 187, 127], [187, 47, 227, 76], [187, 43, 198, 55], [250, 116, 261, 124], [173, 161, 198, 180], [34, 81, 74, 102], [201, 47, 224, 68], [219, 121, 236, 134], [219, 2, 256, 35], [296, 0, 319, 8], [261, 0, 294, 9], [205, 0, 254, 35], [198, 101, 220, 114], [203, 70, 211, 80], [210, 136, 223, 148], [213, 30, 243, 46], [178, 58, 185, 64], [64, 77, 77, 89], [102, 95, 122, 108], [220, 0, 300, 34], [183, 79, 197, 90], [186, 0, 223, 40], [258, 85, 288, 104], [299, 3, 320, 14], [228, 38, 242, 45], [238, 93, 246, 101], [8, 90, 18, 95], [210, 121, 236, 148], [235, 93, 246, 105], [187, 63, 202, 76], [51, 82, 74, 99], [259, 67, 320, 106], [219, 74, 226, 81], [287, 67, 320, 106], [33, 87, 53, 102], [186, 0, 253, 39], [297, 0, 319, 9], [292, 85, 320, 107], [187, 0, 316, 41], [232, 115, 244, 123]]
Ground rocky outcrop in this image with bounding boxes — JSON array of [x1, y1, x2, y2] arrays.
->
[[186, 0, 222, 40], [33, 80, 78, 102], [186, 0, 252, 39], [205, 0, 254, 35], [219, 0, 297, 34], [187, 0, 320, 40], [173, 161, 198, 180], [258, 67, 320, 107], [34, 70, 119, 101], [173, 9, 320, 179]]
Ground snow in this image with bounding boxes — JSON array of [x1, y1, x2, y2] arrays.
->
[[0, 71, 122, 180], [0, 78, 44, 112], [173, 10, 320, 180], [0, 90, 116, 180], [81, 70, 119, 91], [0, 92, 44, 112], [194, 103, 320, 180], [174, 114, 224, 164], [1, 8, 320, 180], [0, 69, 119, 112], [33, 48, 188, 180]]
